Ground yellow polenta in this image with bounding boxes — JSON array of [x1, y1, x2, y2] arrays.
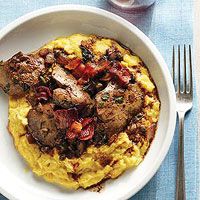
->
[[8, 34, 160, 190]]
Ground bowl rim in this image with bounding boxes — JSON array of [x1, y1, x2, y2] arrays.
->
[[0, 4, 176, 200]]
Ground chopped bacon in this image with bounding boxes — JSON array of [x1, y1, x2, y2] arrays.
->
[[56, 53, 68, 65], [64, 58, 82, 70], [97, 60, 110, 73], [79, 118, 95, 141], [84, 63, 97, 77], [72, 63, 86, 79], [72, 60, 110, 84], [65, 117, 95, 141], [109, 62, 131, 86], [70, 121, 82, 134], [76, 64, 96, 84], [66, 131, 77, 140], [77, 63, 97, 84], [82, 61, 110, 79], [79, 124, 94, 141], [79, 118, 93, 127], [54, 108, 78, 130]]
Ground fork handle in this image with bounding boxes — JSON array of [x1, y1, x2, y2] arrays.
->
[[176, 111, 186, 200]]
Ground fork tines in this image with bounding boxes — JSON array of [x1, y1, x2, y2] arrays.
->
[[172, 45, 193, 95]]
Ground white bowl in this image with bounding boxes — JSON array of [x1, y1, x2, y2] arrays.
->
[[0, 5, 176, 200]]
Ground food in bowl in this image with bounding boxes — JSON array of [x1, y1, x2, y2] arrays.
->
[[0, 33, 160, 190]]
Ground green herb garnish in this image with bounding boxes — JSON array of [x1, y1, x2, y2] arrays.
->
[[114, 96, 124, 104], [40, 76, 47, 84], [101, 93, 110, 101], [83, 84, 90, 91], [98, 102, 105, 108]]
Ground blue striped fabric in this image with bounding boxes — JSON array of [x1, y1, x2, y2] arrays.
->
[[0, 0, 198, 199]]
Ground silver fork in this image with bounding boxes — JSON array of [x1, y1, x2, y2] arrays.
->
[[172, 45, 193, 200]]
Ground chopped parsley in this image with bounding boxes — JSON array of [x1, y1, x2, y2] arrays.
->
[[98, 102, 105, 108], [114, 96, 124, 104], [40, 76, 47, 84], [101, 93, 110, 101], [83, 84, 90, 91]]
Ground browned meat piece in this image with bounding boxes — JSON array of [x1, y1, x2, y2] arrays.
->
[[95, 82, 144, 137], [53, 87, 93, 108], [0, 61, 26, 97], [52, 65, 94, 109], [51, 64, 76, 87], [0, 52, 45, 98], [27, 103, 58, 147], [45, 53, 55, 65], [37, 102, 55, 115], [53, 48, 69, 65]]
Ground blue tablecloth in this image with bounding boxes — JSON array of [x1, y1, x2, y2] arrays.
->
[[0, 0, 198, 199]]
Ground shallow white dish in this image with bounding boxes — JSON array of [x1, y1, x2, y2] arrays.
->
[[0, 5, 176, 200]]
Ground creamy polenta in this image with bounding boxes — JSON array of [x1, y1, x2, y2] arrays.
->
[[5, 34, 160, 190]]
